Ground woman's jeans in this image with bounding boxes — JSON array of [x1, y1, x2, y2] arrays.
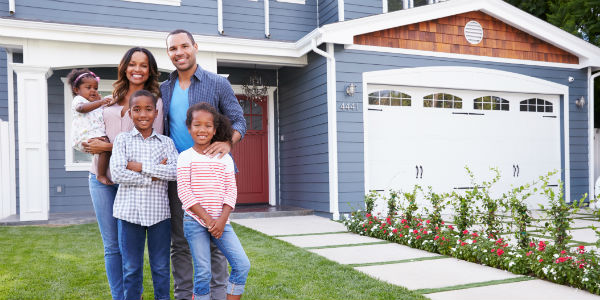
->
[[183, 214, 251, 300], [89, 173, 124, 300], [118, 219, 171, 300]]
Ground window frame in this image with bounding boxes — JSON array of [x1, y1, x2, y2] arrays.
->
[[423, 93, 463, 109], [62, 77, 116, 172], [368, 90, 412, 107], [473, 96, 509, 111], [519, 98, 553, 113]]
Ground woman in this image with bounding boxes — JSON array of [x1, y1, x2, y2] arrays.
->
[[83, 47, 164, 300]]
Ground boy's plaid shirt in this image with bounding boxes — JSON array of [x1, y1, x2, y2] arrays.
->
[[110, 127, 179, 226]]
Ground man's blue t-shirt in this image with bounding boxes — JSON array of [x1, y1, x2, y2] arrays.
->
[[169, 79, 194, 153]]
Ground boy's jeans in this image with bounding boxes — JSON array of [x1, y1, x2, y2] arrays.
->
[[183, 214, 251, 300], [118, 218, 171, 300]]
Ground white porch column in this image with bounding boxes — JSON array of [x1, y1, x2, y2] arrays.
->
[[11, 64, 52, 221]]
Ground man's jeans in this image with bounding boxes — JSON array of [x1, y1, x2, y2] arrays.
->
[[118, 219, 171, 300], [183, 215, 251, 300], [89, 173, 124, 300], [168, 181, 229, 300]]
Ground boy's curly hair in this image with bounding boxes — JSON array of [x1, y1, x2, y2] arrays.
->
[[185, 102, 233, 144], [66, 68, 96, 96]]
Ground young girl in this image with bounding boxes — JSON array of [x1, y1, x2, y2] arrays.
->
[[177, 103, 251, 300], [68, 68, 113, 185]]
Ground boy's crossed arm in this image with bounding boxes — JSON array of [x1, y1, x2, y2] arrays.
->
[[110, 134, 152, 186]]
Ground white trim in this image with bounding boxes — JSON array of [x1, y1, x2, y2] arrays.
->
[[338, 0, 345, 22], [382, 0, 388, 13], [217, 0, 224, 35], [319, 0, 600, 67], [0, 120, 10, 219], [6, 51, 16, 216], [277, 0, 305, 4], [231, 85, 277, 206], [345, 44, 587, 70], [264, 0, 271, 38], [589, 69, 600, 204], [12, 64, 52, 221], [122, 0, 180, 6], [8, 0, 14, 14], [362, 66, 571, 203], [62, 77, 116, 172]]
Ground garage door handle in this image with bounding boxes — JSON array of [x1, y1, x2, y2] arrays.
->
[[368, 108, 383, 111], [419, 165, 423, 178], [416, 165, 419, 178], [543, 116, 557, 118], [547, 184, 558, 187], [513, 165, 516, 177], [516, 165, 520, 177]]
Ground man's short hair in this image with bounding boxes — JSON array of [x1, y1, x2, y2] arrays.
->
[[167, 29, 196, 45]]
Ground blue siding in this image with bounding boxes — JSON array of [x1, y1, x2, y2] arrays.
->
[[0, 0, 218, 36], [344, 0, 382, 21], [0, 49, 7, 121], [278, 51, 329, 212], [318, 0, 338, 26], [334, 46, 589, 211], [222, 0, 317, 41]]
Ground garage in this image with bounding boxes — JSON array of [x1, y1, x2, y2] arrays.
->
[[366, 84, 561, 207]]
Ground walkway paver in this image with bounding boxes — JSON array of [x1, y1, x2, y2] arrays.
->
[[311, 243, 440, 265], [232, 215, 600, 300], [427, 279, 600, 300], [355, 257, 521, 290], [278, 233, 381, 248]]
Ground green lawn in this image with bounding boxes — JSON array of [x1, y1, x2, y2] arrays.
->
[[0, 222, 426, 300]]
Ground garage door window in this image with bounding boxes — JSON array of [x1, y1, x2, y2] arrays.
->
[[368, 90, 412, 106], [423, 93, 462, 109], [474, 96, 509, 111], [520, 98, 553, 113]]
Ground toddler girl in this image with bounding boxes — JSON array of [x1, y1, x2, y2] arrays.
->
[[177, 103, 250, 300], [68, 68, 113, 185]]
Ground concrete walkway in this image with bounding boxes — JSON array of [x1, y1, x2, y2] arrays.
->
[[233, 215, 600, 300]]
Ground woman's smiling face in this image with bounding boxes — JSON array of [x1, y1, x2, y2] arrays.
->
[[126, 51, 150, 87]]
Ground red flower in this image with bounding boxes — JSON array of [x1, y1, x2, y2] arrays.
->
[[529, 242, 535, 248], [471, 232, 479, 238], [448, 225, 454, 230], [526, 251, 533, 256], [369, 221, 373, 225], [366, 213, 371, 218], [560, 250, 566, 254], [435, 226, 439, 230], [579, 245, 585, 250], [502, 243, 508, 248], [364, 229, 367, 231], [383, 230, 386, 234], [472, 239, 477, 243], [413, 229, 418, 234], [497, 249, 504, 256], [404, 225, 410, 229], [426, 220, 431, 224], [539, 259, 544, 263], [362, 224, 365, 227], [392, 228, 398, 233], [434, 235, 440, 241], [423, 231, 428, 235], [442, 237, 447, 241], [495, 239, 503, 245], [441, 221, 445, 225], [401, 219, 408, 224], [399, 233, 404, 237], [417, 223, 422, 227], [538, 241, 546, 251], [461, 242, 467, 246], [463, 230, 469, 234], [491, 248, 496, 253], [416, 235, 421, 239]]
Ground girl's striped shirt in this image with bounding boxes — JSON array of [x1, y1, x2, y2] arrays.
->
[[176, 147, 237, 227]]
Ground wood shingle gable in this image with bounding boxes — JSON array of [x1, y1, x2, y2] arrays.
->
[[353, 11, 579, 64]]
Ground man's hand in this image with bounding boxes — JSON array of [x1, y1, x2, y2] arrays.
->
[[126, 161, 142, 172], [203, 141, 231, 159], [209, 217, 227, 239]]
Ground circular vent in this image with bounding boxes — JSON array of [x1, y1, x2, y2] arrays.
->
[[464, 21, 484, 44]]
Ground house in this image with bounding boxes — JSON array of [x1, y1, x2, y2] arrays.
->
[[0, 0, 599, 221]]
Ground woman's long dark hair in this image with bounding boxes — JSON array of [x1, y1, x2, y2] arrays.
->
[[185, 103, 233, 144], [112, 47, 161, 103]]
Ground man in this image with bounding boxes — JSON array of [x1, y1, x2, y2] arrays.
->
[[160, 29, 246, 300]]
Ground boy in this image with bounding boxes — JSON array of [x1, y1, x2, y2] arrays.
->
[[110, 89, 179, 300]]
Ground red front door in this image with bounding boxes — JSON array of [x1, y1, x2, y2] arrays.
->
[[231, 95, 269, 204]]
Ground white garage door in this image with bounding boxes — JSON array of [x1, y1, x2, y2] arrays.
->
[[366, 85, 561, 207]]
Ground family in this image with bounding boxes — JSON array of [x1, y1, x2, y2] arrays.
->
[[71, 29, 250, 300]]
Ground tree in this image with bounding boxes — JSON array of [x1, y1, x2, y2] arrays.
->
[[503, 0, 552, 21], [547, 0, 600, 46]]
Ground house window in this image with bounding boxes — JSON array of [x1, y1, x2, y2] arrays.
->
[[520, 98, 553, 113], [423, 93, 462, 109], [368, 90, 412, 106], [388, 0, 405, 12], [474, 96, 509, 111], [62, 77, 116, 171], [387, 0, 435, 12], [276, 0, 305, 3]]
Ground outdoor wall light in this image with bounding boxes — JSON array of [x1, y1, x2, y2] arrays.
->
[[575, 96, 585, 108], [346, 83, 356, 96]]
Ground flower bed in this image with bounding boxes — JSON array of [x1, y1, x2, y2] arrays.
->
[[343, 211, 600, 294]]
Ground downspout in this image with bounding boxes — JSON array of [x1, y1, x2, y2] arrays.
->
[[337, 0, 344, 22], [311, 40, 340, 220], [264, 0, 271, 38], [9, 0, 15, 15], [217, 0, 224, 34], [589, 68, 600, 208]]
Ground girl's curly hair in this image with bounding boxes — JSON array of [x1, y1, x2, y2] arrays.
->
[[66, 68, 96, 96], [185, 102, 233, 144]]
